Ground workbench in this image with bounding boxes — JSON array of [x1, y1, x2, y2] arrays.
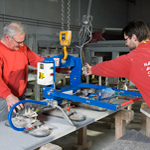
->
[[0, 99, 134, 150]]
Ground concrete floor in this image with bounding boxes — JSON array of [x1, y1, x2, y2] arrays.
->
[[52, 100, 143, 150]]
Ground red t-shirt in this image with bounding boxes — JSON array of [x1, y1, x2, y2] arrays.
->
[[91, 40, 150, 108], [0, 42, 44, 99]]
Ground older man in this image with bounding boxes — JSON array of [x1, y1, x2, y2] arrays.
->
[[0, 22, 46, 121]]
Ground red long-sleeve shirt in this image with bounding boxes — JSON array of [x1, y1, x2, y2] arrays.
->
[[0, 41, 44, 99], [91, 40, 150, 108]]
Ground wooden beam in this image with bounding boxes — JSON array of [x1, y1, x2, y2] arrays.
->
[[78, 126, 87, 145], [146, 117, 150, 137], [72, 126, 92, 150], [140, 107, 150, 137], [114, 109, 134, 140]]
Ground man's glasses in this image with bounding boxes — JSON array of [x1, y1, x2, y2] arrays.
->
[[11, 37, 25, 45], [124, 37, 129, 42]]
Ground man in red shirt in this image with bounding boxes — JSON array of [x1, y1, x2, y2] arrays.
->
[[85, 20, 150, 108], [0, 22, 70, 121], [0, 22, 45, 121]]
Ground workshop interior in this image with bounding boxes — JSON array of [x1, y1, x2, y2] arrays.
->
[[0, 0, 150, 150]]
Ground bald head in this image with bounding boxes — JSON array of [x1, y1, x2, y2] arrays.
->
[[3, 22, 25, 38]]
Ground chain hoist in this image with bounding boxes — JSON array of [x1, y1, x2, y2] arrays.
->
[[60, 0, 72, 64]]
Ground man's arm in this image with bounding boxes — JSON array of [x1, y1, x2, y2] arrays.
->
[[26, 46, 44, 67], [86, 54, 132, 78]]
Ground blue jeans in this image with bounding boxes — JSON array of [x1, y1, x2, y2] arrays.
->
[[0, 95, 26, 122]]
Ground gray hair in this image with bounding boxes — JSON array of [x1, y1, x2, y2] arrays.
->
[[3, 22, 25, 38]]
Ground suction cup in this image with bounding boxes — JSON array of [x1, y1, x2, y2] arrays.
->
[[69, 113, 86, 121], [28, 125, 52, 137]]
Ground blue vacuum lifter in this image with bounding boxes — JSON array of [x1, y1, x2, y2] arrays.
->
[[39, 54, 141, 111], [8, 54, 141, 131]]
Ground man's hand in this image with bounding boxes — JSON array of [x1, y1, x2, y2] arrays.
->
[[85, 63, 92, 76], [6, 94, 24, 113], [59, 67, 71, 74]]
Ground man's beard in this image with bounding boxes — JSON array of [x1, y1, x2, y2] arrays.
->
[[129, 46, 136, 51]]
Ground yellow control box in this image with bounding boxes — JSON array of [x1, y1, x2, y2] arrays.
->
[[59, 30, 72, 46]]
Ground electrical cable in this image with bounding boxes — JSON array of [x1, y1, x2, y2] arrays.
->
[[76, 0, 93, 64]]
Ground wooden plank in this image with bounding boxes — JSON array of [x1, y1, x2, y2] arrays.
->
[[72, 142, 92, 150], [115, 118, 126, 140], [114, 110, 134, 140], [146, 116, 150, 137], [37, 143, 62, 150], [141, 113, 146, 134], [140, 107, 150, 137], [78, 126, 87, 145]]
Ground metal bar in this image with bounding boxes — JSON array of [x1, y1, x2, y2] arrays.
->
[[112, 88, 142, 97], [80, 84, 141, 98], [80, 83, 107, 90], [51, 90, 118, 111]]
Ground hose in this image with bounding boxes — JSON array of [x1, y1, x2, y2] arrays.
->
[[55, 105, 73, 126], [8, 100, 48, 131]]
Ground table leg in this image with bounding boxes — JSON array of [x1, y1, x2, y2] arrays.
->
[[114, 109, 134, 140], [141, 113, 146, 134], [72, 126, 92, 150], [146, 116, 150, 137]]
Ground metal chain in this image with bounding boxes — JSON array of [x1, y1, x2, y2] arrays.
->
[[61, 0, 71, 30], [67, 0, 71, 30], [61, 0, 65, 30]]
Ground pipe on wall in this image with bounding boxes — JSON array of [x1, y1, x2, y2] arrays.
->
[[0, 14, 101, 31]]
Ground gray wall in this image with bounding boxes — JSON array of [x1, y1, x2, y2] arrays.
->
[[0, 0, 149, 44], [89, 0, 127, 29], [127, 0, 150, 26], [0, 0, 128, 39]]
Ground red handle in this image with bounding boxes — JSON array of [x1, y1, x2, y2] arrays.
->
[[120, 97, 141, 107], [24, 125, 34, 131], [67, 105, 75, 111]]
